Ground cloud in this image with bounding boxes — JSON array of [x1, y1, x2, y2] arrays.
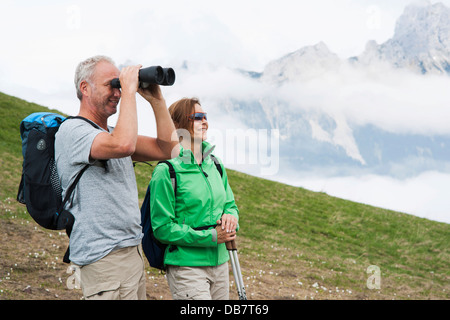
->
[[288, 170, 450, 224], [274, 61, 450, 137], [175, 60, 450, 169]]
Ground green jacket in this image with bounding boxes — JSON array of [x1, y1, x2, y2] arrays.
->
[[149, 141, 239, 267]]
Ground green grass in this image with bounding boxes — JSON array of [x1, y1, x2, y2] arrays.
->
[[1, 91, 449, 299]]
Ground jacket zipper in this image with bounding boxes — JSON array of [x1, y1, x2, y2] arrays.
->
[[198, 161, 219, 266], [198, 163, 214, 225]]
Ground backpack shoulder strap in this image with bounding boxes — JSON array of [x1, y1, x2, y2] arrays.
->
[[65, 116, 101, 130], [158, 160, 177, 196], [209, 154, 223, 177], [59, 164, 90, 213]]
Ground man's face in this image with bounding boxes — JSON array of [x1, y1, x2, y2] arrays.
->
[[89, 61, 121, 117]]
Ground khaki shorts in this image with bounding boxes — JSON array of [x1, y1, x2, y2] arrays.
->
[[166, 263, 229, 300], [74, 245, 146, 300]]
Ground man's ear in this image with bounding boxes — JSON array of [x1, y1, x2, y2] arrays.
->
[[80, 80, 90, 98]]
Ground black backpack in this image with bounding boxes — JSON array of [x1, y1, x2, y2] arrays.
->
[[17, 112, 99, 263], [140, 156, 223, 271]]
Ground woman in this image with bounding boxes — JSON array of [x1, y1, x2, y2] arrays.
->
[[149, 97, 240, 300]]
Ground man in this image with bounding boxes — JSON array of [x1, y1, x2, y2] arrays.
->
[[55, 55, 177, 300]]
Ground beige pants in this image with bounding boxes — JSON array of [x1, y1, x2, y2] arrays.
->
[[75, 245, 146, 300], [166, 263, 229, 300]]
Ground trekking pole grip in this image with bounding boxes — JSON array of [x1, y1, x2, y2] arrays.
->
[[226, 239, 237, 250]]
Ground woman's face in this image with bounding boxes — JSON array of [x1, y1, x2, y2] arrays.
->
[[191, 103, 208, 142]]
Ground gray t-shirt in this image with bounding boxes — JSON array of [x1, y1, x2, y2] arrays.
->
[[55, 118, 143, 266]]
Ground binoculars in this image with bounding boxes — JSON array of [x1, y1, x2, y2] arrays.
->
[[111, 66, 176, 88]]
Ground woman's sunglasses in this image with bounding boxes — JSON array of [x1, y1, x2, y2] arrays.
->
[[187, 112, 207, 121]]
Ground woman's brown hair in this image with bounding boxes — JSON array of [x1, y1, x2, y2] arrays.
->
[[168, 97, 201, 135]]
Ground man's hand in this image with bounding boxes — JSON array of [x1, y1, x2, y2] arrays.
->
[[119, 65, 141, 95], [138, 83, 165, 106]]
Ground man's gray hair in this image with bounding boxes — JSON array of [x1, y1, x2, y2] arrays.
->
[[74, 55, 116, 101]]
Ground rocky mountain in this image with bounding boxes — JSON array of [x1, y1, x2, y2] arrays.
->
[[221, 2, 450, 179], [356, 2, 450, 75], [261, 41, 342, 83]]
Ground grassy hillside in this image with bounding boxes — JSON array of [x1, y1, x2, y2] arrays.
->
[[0, 91, 449, 300]]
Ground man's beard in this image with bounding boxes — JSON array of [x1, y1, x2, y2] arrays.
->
[[92, 94, 119, 117]]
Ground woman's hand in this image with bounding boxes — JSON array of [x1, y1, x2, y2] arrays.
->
[[218, 214, 238, 233], [215, 214, 238, 244], [215, 223, 236, 244]]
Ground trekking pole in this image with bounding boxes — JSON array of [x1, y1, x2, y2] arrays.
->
[[226, 240, 247, 300]]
